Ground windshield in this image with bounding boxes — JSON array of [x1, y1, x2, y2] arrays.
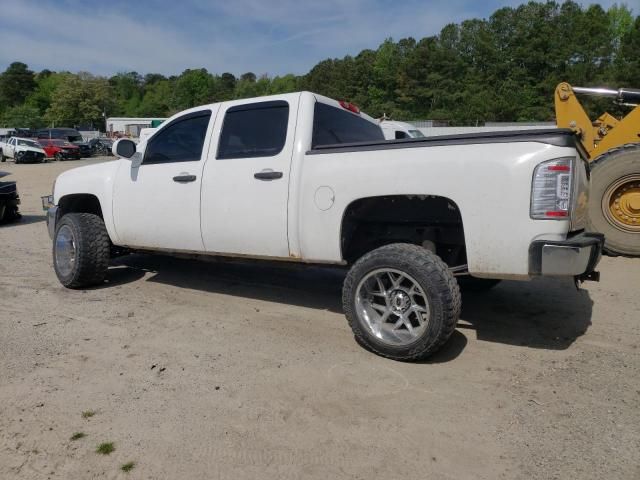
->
[[408, 129, 425, 138], [17, 139, 41, 148]]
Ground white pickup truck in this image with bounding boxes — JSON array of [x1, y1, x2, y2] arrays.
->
[[0, 137, 46, 163], [43, 92, 603, 361], [379, 120, 426, 140]]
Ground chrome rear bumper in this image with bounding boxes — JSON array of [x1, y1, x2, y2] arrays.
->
[[529, 232, 604, 281]]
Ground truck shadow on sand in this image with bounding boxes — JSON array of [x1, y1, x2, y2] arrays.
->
[[107, 253, 346, 310], [0, 214, 45, 227], [458, 278, 593, 351], [106, 253, 593, 359]]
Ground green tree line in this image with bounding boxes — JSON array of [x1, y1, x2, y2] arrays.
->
[[0, 1, 638, 129]]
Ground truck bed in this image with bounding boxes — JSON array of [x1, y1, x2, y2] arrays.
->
[[308, 128, 587, 158]]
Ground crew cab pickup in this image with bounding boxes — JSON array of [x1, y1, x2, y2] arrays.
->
[[0, 137, 46, 163], [43, 92, 603, 361]]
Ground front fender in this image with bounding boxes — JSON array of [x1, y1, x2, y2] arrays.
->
[[53, 160, 121, 244]]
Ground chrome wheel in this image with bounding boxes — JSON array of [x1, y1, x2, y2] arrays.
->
[[355, 268, 430, 346], [55, 225, 76, 277]]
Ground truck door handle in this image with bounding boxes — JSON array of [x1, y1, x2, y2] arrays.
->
[[173, 174, 197, 183], [254, 170, 283, 180]]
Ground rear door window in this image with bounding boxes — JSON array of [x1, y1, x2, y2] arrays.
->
[[217, 101, 289, 160], [312, 102, 384, 147]]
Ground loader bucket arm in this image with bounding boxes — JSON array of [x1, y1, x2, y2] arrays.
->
[[554, 82, 597, 159], [555, 82, 640, 160]]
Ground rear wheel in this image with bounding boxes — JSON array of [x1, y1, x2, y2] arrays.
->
[[343, 243, 461, 361], [55, 152, 63, 161], [588, 144, 640, 257], [53, 213, 110, 288]]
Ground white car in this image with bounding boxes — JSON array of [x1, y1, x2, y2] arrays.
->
[[0, 137, 46, 163], [380, 120, 425, 140], [137, 128, 156, 144], [43, 92, 603, 361]]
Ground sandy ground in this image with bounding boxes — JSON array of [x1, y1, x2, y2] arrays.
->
[[0, 158, 639, 480]]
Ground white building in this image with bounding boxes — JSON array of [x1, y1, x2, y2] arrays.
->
[[105, 117, 166, 137]]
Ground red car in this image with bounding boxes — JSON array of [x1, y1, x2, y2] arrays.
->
[[38, 139, 81, 160]]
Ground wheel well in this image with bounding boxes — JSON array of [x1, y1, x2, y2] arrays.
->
[[58, 194, 103, 219], [341, 195, 467, 266]]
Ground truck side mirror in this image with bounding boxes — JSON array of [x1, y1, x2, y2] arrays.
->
[[113, 139, 137, 159]]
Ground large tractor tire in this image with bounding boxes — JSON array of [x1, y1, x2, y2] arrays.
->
[[587, 144, 640, 257]]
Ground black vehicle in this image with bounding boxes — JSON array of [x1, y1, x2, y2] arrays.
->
[[36, 128, 92, 157], [88, 138, 113, 156], [14, 128, 36, 138], [0, 171, 20, 224]]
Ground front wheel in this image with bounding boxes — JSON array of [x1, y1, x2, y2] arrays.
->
[[53, 213, 110, 288], [342, 243, 461, 361], [55, 152, 63, 161]]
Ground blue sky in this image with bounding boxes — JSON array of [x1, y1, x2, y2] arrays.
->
[[0, 0, 628, 77]]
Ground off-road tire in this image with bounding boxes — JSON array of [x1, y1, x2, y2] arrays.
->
[[588, 144, 640, 257], [53, 213, 110, 288], [342, 243, 461, 361], [457, 276, 501, 292]]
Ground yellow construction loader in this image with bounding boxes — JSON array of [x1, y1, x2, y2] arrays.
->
[[555, 82, 640, 257]]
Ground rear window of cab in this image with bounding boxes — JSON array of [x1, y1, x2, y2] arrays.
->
[[312, 102, 384, 148]]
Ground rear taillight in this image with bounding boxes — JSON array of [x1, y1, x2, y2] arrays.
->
[[530, 157, 573, 220], [339, 100, 360, 114]]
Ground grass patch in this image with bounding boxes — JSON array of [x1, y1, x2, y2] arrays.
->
[[121, 461, 136, 473], [81, 410, 97, 419], [96, 442, 115, 455], [70, 432, 86, 441]]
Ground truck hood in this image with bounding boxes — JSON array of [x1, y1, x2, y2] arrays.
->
[[0, 171, 17, 196], [16, 145, 46, 155], [53, 159, 120, 204]]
